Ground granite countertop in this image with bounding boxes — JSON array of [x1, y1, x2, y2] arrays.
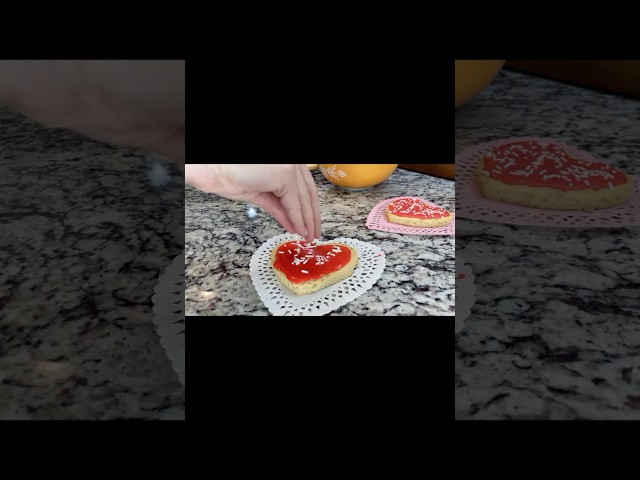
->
[[455, 70, 640, 419], [185, 167, 455, 316], [0, 107, 185, 420]]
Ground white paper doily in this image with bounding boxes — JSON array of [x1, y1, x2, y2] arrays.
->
[[152, 252, 185, 385], [250, 234, 386, 316], [456, 254, 476, 334]]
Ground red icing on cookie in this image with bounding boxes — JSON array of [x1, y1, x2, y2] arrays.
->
[[481, 141, 628, 191], [273, 241, 352, 284], [388, 198, 451, 219], [456, 273, 466, 280]]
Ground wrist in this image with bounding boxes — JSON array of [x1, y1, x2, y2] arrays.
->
[[185, 164, 223, 192]]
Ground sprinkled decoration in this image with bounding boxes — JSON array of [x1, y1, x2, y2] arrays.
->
[[273, 241, 352, 283], [250, 234, 386, 316], [388, 197, 452, 219], [456, 137, 640, 228], [481, 140, 629, 191], [366, 197, 455, 235]]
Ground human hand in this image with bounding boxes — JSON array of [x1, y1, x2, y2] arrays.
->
[[0, 60, 185, 163], [185, 164, 321, 242]]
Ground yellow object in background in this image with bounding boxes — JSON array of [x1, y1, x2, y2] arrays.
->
[[455, 60, 505, 108], [319, 164, 398, 190]]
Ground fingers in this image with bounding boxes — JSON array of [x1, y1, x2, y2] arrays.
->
[[250, 192, 297, 234], [279, 191, 308, 239], [273, 167, 309, 239], [152, 127, 185, 164], [271, 165, 321, 241], [199, 163, 320, 242], [296, 165, 317, 242], [300, 165, 321, 240]]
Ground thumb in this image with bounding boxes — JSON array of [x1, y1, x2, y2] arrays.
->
[[251, 192, 300, 236]]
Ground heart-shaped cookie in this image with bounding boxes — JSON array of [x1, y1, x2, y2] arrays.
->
[[271, 240, 359, 295], [477, 140, 634, 210], [481, 140, 628, 190], [385, 198, 453, 227]]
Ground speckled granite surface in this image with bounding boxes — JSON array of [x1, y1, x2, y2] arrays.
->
[[0, 107, 185, 419], [186, 168, 455, 316], [455, 70, 640, 420]]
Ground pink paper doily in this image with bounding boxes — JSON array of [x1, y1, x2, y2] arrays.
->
[[456, 136, 640, 228], [366, 197, 455, 235]]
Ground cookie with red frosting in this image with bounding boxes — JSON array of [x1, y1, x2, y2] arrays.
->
[[271, 240, 359, 295], [385, 198, 453, 227], [476, 140, 634, 210]]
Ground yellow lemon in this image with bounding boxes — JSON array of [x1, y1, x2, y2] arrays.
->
[[319, 164, 399, 190], [455, 60, 505, 108]]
